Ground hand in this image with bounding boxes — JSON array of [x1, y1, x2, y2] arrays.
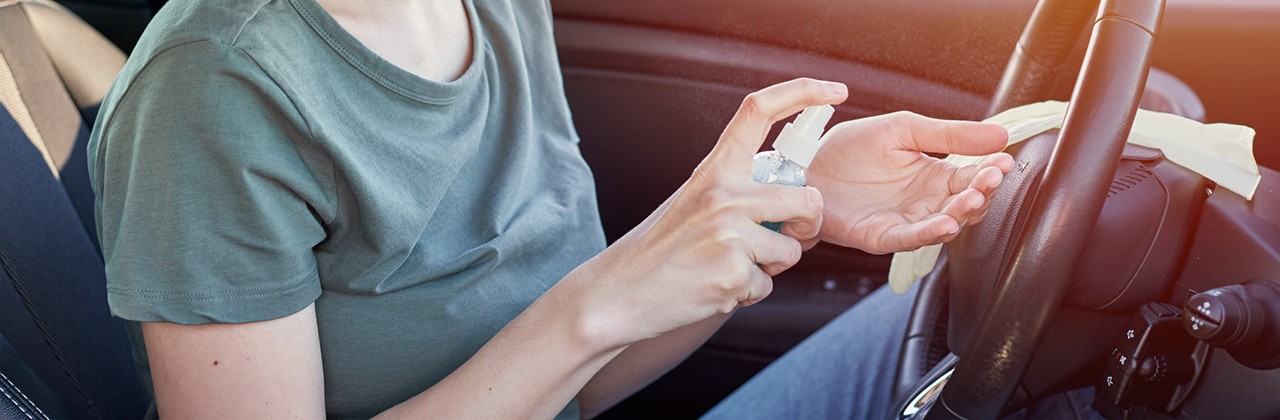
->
[[805, 112, 1014, 254], [570, 78, 847, 348]]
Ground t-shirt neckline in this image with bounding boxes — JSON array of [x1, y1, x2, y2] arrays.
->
[[289, 0, 486, 105]]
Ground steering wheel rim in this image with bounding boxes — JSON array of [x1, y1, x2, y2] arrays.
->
[[927, 0, 1165, 418]]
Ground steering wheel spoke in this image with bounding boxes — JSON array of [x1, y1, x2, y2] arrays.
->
[[929, 0, 1166, 418]]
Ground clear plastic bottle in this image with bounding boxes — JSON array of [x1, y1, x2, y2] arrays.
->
[[751, 105, 834, 231]]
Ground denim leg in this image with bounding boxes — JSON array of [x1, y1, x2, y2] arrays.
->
[[701, 281, 1105, 420], [701, 283, 920, 420]]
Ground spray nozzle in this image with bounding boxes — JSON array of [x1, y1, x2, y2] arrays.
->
[[772, 105, 834, 168]]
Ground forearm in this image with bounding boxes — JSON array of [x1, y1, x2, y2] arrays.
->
[[578, 312, 732, 418], [375, 272, 625, 419]]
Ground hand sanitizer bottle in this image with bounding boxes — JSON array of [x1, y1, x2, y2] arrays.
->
[[752, 104, 834, 231]]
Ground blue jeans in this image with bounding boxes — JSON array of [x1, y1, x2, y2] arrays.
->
[[703, 284, 1100, 420]]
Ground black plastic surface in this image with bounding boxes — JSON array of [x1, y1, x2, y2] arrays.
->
[[1173, 167, 1280, 299], [1173, 348, 1280, 419], [935, 0, 1166, 417], [1067, 153, 1207, 310], [1124, 168, 1280, 418]]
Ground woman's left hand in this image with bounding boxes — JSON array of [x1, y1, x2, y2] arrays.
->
[[805, 111, 1015, 254]]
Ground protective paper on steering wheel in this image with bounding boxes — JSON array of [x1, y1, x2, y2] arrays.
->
[[887, 100, 1262, 294]]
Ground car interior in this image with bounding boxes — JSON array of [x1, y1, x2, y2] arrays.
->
[[0, 0, 1276, 419]]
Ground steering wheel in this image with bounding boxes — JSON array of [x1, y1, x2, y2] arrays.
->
[[923, 0, 1166, 418]]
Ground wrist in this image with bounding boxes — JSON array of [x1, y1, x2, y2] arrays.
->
[[549, 263, 632, 355]]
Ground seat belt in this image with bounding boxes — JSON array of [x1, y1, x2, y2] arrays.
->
[[0, 6, 149, 419], [0, 2, 102, 250], [0, 47, 58, 178], [0, 84, 148, 420]]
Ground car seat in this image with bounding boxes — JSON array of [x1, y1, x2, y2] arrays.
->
[[0, 0, 149, 418]]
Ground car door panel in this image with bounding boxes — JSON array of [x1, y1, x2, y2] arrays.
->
[[557, 0, 1280, 169]]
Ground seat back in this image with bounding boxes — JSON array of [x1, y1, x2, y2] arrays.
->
[[0, 1, 147, 418]]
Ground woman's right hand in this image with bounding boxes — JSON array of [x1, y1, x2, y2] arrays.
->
[[565, 78, 849, 349]]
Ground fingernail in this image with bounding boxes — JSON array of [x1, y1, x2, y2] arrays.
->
[[827, 82, 847, 98]]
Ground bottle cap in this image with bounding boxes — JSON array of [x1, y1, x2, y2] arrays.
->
[[772, 105, 834, 167]]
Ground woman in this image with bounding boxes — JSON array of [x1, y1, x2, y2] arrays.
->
[[88, 0, 1012, 418]]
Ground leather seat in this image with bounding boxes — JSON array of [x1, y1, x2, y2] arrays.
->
[[0, 1, 149, 418]]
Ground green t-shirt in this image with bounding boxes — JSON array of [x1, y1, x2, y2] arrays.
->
[[87, 0, 606, 417]]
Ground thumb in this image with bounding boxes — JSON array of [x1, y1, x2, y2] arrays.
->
[[888, 112, 1009, 156]]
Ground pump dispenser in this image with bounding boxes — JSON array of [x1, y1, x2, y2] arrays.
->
[[752, 105, 834, 231]]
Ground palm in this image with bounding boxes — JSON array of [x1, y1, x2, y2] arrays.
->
[[805, 113, 1012, 254]]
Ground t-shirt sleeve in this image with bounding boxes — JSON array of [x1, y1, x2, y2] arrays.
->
[[90, 40, 333, 325]]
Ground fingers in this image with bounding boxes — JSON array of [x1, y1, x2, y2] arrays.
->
[[875, 214, 961, 254], [946, 153, 1014, 195], [966, 166, 1005, 225], [711, 78, 848, 169], [781, 223, 823, 252], [969, 194, 997, 225], [889, 112, 1009, 156], [939, 152, 1012, 227], [737, 265, 774, 307], [713, 225, 789, 312], [872, 187, 986, 253], [743, 184, 824, 240], [742, 223, 804, 276], [947, 153, 1013, 224], [938, 188, 986, 227], [986, 152, 1016, 173]]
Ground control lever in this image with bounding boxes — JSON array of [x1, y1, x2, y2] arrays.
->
[[1182, 282, 1280, 370], [1097, 303, 1207, 416]]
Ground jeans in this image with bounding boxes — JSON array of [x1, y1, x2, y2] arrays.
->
[[702, 284, 1101, 420]]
